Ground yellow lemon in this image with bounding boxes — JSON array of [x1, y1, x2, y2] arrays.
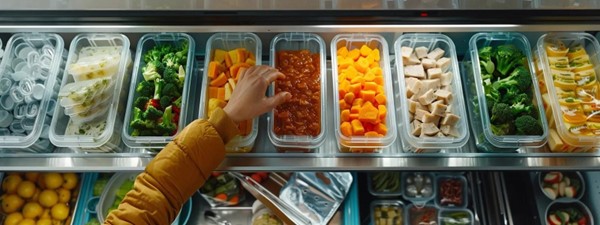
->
[[36, 219, 52, 225], [43, 174, 63, 190], [4, 212, 24, 225], [2, 194, 25, 213], [38, 190, 58, 208], [56, 189, 71, 204], [2, 175, 23, 194], [61, 174, 78, 190], [50, 204, 69, 221], [22, 202, 43, 219], [16, 218, 36, 225], [24, 173, 40, 183], [17, 181, 36, 199]]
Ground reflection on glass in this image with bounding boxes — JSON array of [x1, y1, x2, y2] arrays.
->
[[332, 0, 388, 9]]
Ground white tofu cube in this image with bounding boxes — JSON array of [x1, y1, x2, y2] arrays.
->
[[411, 120, 423, 136], [421, 79, 441, 91], [404, 64, 426, 79], [422, 123, 440, 136], [405, 77, 423, 98], [408, 99, 419, 114], [441, 113, 460, 126], [422, 58, 437, 70], [441, 72, 453, 86], [430, 103, 448, 117], [415, 46, 429, 59], [421, 113, 440, 124], [408, 53, 421, 65], [418, 89, 437, 105], [436, 57, 452, 72], [427, 68, 443, 79], [427, 47, 445, 60], [435, 89, 453, 103], [440, 125, 460, 137], [415, 108, 428, 122], [401, 46, 413, 59]]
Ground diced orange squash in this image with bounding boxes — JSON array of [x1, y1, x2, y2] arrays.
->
[[210, 73, 228, 87], [378, 105, 387, 120], [360, 90, 376, 102], [359, 101, 379, 123], [245, 58, 256, 65], [376, 86, 385, 95], [224, 83, 233, 101], [353, 98, 364, 106], [247, 52, 256, 61], [207, 61, 221, 79], [350, 105, 361, 114], [214, 49, 227, 63], [344, 92, 355, 105], [339, 101, 350, 110], [371, 49, 381, 61], [338, 58, 354, 70], [365, 131, 379, 137], [228, 49, 242, 65], [350, 76, 365, 85], [345, 66, 359, 80], [375, 94, 386, 105], [337, 46, 349, 57], [339, 73, 348, 82], [371, 67, 383, 76], [236, 48, 247, 63], [360, 45, 372, 57], [374, 123, 388, 135], [230, 63, 251, 80], [228, 78, 237, 90], [225, 53, 233, 68], [341, 109, 351, 122], [209, 87, 219, 98], [217, 87, 226, 101], [364, 82, 378, 92], [341, 122, 353, 137], [351, 119, 365, 135], [349, 113, 359, 121], [364, 71, 376, 81], [370, 62, 379, 69], [355, 57, 370, 73], [348, 49, 361, 61], [350, 83, 362, 96], [373, 76, 384, 85]]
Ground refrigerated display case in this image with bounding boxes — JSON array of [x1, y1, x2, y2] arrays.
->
[[0, 1, 600, 225]]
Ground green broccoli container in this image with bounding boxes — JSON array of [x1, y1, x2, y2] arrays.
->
[[461, 32, 548, 151], [122, 33, 196, 149]]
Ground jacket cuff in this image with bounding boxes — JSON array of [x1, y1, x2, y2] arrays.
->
[[208, 107, 240, 144]]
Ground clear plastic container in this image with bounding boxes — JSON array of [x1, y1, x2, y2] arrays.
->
[[332, 0, 388, 9], [370, 200, 404, 225], [331, 34, 397, 152], [439, 208, 474, 225], [122, 33, 195, 149], [97, 173, 187, 224], [405, 203, 439, 225], [435, 175, 468, 209], [0, 33, 66, 149], [536, 33, 600, 150], [267, 33, 327, 151], [395, 33, 469, 150], [402, 172, 436, 206], [544, 201, 594, 225], [199, 33, 260, 153], [368, 172, 402, 197], [50, 33, 131, 152], [462, 32, 548, 151]]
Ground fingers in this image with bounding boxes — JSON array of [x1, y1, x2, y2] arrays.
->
[[264, 92, 292, 109], [264, 70, 285, 84], [237, 67, 249, 81]]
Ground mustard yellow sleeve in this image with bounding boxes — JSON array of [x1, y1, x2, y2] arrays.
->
[[104, 108, 239, 225]]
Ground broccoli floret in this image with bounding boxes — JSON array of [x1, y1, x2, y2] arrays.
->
[[178, 65, 186, 84], [160, 95, 172, 109], [134, 96, 150, 110], [163, 52, 182, 70], [510, 102, 532, 117], [175, 41, 188, 65], [157, 106, 177, 136], [173, 96, 182, 108], [162, 83, 179, 98], [491, 123, 513, 136], [130, 107, 154, 130], [484, 85, 500, 111], [142, 61, 162, 81], [143, 106, 163, 120], [144, 44, 175, 62], [493, 66, 532, 93], [490, 103, 513, 124], [514, 93, 530, 105], [515, 115, 543, 135], [494, 45, 525, 77], [153, 79, 165, 100], [135, 80, 155, 97], [479, 46, 496, 75]]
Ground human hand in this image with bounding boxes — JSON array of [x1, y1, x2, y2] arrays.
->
[[223, 65, 291, 123]]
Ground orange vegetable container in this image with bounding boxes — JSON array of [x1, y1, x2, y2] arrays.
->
[[199, 33, 261, 153], [331, 34, 397, 153]]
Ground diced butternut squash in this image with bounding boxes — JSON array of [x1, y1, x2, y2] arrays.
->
[[235, 48, 247, 63], [337, 46, 349, 57], [364, 71, 376, 81], [341, 109, 350, 122], [217, 87, 226, 101], [353, 98, 364, 106], [228, 78, 236, 90], [339, 101, 350, 110], [214, 49, 227, 63], [350, 83, 362, 96], [351, 119, 365, 135], [338, 58, 354, 70], [348, 49, 361, 60], [370, 61, 379, 69], [350, 76, 365, 85], [360, 45, 372, 57], [209, 87, 219, 98], [344, 92, 355, 105], [345, 66, 359, 80], [364, 82, 378, 92], [208, 61, 220, 79], [375, 94, 386, 105], [245, 58, 256, 65], [373, 76, 384, 85], [371, 67, 383, 76], [355, 57, 370, 73], [349, 113, 359, 121], [365, 131, 380, 137], [378, 105, 387, 120], [210, 73, 228, 87], [371, 49, 380, 61], [376, 86, 385, 95], [224, 83, 233, 101], [247, 52, 256, 61], [374, 123, 388, 135], [228, 49, 240, 64], [350, 105, 361, 114], [230, 63, 251, 80], [360, 90, 376, 102], [359, 101, 379, 123], [225, 53, 233, 68], [341, 122, 353, 137]]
